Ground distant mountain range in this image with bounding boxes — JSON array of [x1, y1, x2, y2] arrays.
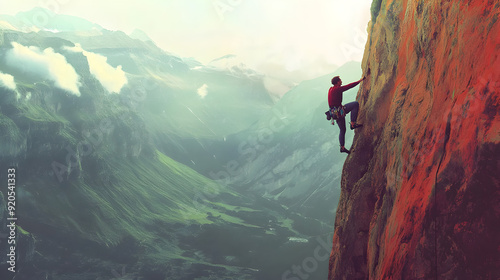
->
[[0, 7, 363, 280]]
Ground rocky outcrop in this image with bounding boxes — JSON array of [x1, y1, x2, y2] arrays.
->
[[329, 0, 499, 279]]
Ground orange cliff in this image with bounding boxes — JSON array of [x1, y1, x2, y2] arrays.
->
[[329, 0, 499, 279]]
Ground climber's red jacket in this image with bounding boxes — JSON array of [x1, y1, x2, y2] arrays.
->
[[328, 80, 361, 108]]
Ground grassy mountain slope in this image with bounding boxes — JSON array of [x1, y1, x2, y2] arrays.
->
[[0, 26, 332, 279]]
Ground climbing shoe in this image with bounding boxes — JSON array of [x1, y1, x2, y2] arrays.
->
[[350, 122, 363, 130], [340, 146, 350, 154]]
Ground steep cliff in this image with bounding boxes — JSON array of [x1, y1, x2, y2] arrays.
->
[[329, 1, 499, 279]]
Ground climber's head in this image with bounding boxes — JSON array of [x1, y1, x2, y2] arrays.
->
[[331, 76, 342, 86]]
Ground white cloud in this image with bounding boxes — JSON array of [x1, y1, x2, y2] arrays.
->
[[65, 43, 127, 94], [0, 72, 17, 91], [86, 52, 127, 94], [6, 42, 81, 96], [197, 84, 208, 98]]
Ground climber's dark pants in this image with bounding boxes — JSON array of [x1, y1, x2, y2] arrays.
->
[[335, 101, 359, 147]]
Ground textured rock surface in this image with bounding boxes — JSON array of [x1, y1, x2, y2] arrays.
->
[[329, 0, 499, 279]]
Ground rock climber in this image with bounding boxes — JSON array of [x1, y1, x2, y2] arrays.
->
[[328, 76, 365, 154]]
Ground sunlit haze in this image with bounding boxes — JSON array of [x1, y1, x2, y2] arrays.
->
[[2, 0, 372, 93]]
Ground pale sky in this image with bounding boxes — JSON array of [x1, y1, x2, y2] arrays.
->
[[2, 0, 372, 86]]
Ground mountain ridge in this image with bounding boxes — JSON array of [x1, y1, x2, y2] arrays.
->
[[1, 7, 103, 33]]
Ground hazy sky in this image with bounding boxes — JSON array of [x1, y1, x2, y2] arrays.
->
[[3, 0, 372, 86]]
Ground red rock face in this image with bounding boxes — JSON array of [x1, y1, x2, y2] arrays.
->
[[329, 1, 499, 279]]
